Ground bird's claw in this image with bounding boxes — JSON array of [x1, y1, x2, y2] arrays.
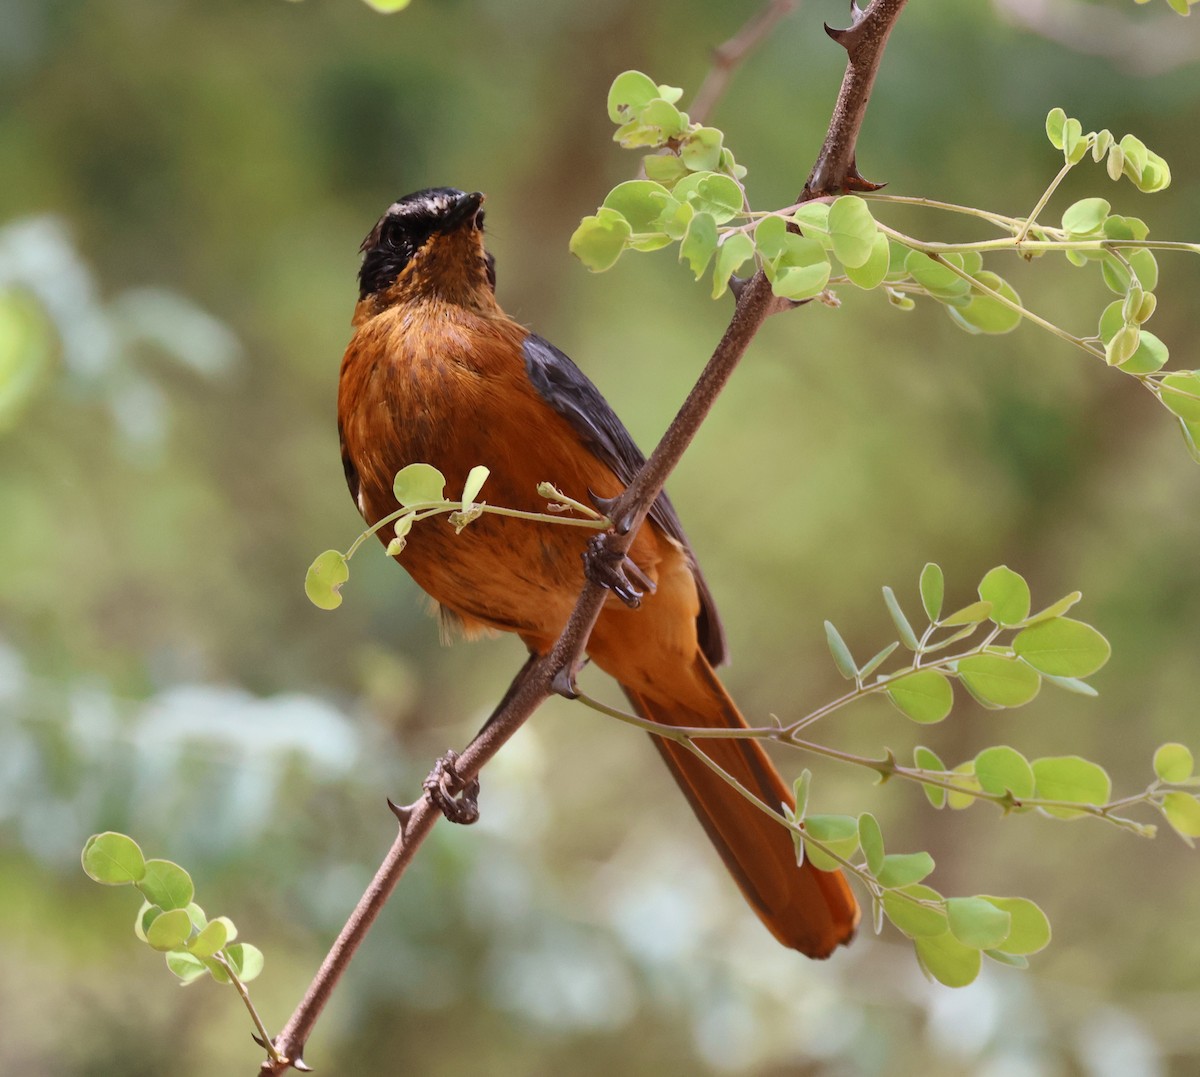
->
[[423, 749, 480, 825], [582, 534, 654, 609]]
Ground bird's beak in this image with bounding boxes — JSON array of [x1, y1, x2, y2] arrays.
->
[[445, 190, 484, 230]]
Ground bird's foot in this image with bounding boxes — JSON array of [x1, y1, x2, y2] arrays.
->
[[582, 534, 654, 609], [422, 749, 480, 825]]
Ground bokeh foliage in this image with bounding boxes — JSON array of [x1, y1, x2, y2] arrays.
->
[[2, 0, 1199, 1073]]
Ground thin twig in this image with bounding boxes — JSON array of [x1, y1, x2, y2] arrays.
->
[[261, 3, 912, 1070], [690, 0, 800, 125]]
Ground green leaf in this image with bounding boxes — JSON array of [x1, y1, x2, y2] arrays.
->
[[643, 154, 690, 189], [679, 211, 718, 279], [882, 883, 948, 938], [1061, 197, 1110, 236], [1013, 617, 1111, 677], [680, 127, 724, 173], [165, 950, 209, 985], [1021, 591, 1082, 626], [905, 250, 971, 300], [827, 196, 877, 269], [1154, 743, 1195, 783], [824, 621, 858, 681], [1160, 372, 1200, 423], [1032, 755, 1112, 818], [460, 465, 489, 508], [844, 231, 891, 290], [792, 202, 831, 238], [916, 930, 982, 987], [985, 950, 1030, 969], [224, 943, 265, 983], [1106, 325, 1141, 367], [711, 233, 756, 299], [1102, 248, 1158, 294], [914, 746, 947, 809], [1040, 672, 1100, 697], [146, 908, 193, 952], [607, 71, 663, 124], [973, 745, 1036, 798], [886, 670, 954, 724], [393, 462, 446, 506], [876, 851, 935, 889], [803, 814, 860, 871], [980, 896, 1051, 954], [1045, 108, 1067, 149], [135, 901, 159, 942], [919, 567, 943, 627], [185, 919, 229, 959], [956, 655, 1041, 709], [768, 261, 831, 301], [1162, 793, 1200, 840], [362, 0, 412, 12], [939, 600, 992, 627], [858, 813, 885, 875], [671, 172, 744, 224], [859, 640, 899, 681], [304, 549, 350, 611], [0, 288, 53, 429], [1117, 331, 1168, 375], [792, 769, 812, 822], [637, 98, 686, 141], [946, 897, 1012, 950], [946, 272, 1023, 335], [602, 180, 674, 234], [569, 209, 633, 272], [184, 904, 207, 931], [882, 586, 920, 650], [82, 832, 146, 886], [978, 565, 1031, 625], [136, 859, 195, 911], [946, 761, 982, 810]]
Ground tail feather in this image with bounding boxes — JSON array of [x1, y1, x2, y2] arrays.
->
[[622, 656, 859, 958]]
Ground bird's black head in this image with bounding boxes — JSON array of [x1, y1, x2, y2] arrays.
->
[[358, 187, 495, 301]]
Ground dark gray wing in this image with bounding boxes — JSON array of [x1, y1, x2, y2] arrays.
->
[[522, 333, 727, 666]]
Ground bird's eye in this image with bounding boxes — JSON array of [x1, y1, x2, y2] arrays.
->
[[474, 210, 486, 231]]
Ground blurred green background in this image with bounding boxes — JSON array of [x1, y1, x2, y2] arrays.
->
[[2, 0, 1199, 1073]]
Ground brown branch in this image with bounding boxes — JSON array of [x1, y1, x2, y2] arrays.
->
[[689, 0, 800, 126], [804, 0, 909, 197], [260, 2, 911, 1070]]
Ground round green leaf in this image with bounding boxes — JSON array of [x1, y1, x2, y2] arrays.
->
[[1061, 197, 1110, 236], [680, 127, 724, 173], [978, 565, 1031, 625], [803, 814, 860, 871], [607, 71, 661, 123], [304, 549, 349, 611], [82, 833, 146, 886], [137, 859, 195, 911], [711, 233, 756, 299], [146, 908, 193, 952], [392, 462, 445, 506], [876, 851, 935, 889], [905, 250, 971, 300], [914, 746, 947, 809], [642, 154, 689, 189], [363, 0, 412, 11], [886, 670, 954, 724], [946, 761, 982, 811], [845, 231, 891, 290], [980, 896, 1051, 955], [1102, 248, 1158, 294], [1163, 793, 1200, 839], [1045, 108, 1067, 149], [602, 180, 674, 234], [185, 919, 229, 959], [1160, 372, 1200, 423], [225, 943, 265, 983], [956, 654, 1041, 709], [916, 931, 982, 987], [569, 209, 633, 272], [828, 195, 877, 269], [1154, 743, 1194, 783], [858, 813, 885, 875], [671, 172, 744, 224], [974, 745, 1036, 799], [165, 951, 209, 985], [946, 897, 1012, 950], [679, 211, 718, 279], [769, 261, 831, 301], [1032, 755, 1112, 818], [1117, 330, 1168, 375], [882, 883, 948, 938], [135, 901, 159, 942], [1013, 617, 1111, 677], [947, 271, 1023, 335]]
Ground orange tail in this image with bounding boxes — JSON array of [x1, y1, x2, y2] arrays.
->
[[621, 656, 859, 958]]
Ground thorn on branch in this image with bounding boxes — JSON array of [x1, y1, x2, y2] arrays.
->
[[387, 797, 414, 827], [423, 749, 481, 825]]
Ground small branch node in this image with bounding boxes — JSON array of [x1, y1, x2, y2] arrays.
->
[[423, 750, 481, 826]]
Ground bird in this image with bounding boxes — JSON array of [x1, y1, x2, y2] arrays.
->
[[337, 186, 859, 958]]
